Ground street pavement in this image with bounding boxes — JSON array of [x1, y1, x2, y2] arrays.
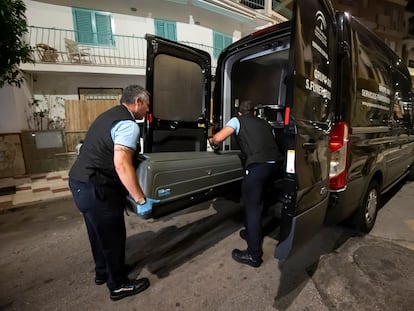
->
[[0, 178, 413, 310], [308, 180, 414, 310]]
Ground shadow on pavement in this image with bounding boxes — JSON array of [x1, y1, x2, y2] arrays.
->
[[311, 236, 414, 310], [125, 197, 244, 278], [273, 178, 410, 310], [274, 225, 359, 310]]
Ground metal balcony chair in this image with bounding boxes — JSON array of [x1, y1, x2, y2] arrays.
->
[[64, 38, 92, 64]]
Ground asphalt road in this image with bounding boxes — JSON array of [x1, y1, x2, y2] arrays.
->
[[0, 180, 413, 311]]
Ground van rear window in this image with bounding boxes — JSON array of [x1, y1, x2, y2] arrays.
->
[[153, 54, 204, 122]]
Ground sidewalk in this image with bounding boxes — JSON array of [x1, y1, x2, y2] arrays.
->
[[0, 170, 71, 212]]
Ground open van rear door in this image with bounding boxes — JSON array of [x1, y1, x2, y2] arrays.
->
[[144, 34, 211, 152], [275, 0, 337, 259]]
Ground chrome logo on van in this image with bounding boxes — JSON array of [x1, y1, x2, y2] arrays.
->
[[312, 10, 329, 61], [315, 10, 328, 47]]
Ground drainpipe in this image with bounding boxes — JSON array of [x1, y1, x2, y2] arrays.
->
[[264, 0, 272, 17]]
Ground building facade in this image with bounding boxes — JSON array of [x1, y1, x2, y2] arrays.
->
[[0, 0, 413, 177], [331, 0, 414, 77]]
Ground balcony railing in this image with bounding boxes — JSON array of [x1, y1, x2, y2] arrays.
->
[[26, 26, 221, 71], [236, 0, 292, 19]]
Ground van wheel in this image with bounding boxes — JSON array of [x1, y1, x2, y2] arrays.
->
[[355, 180, 379, 233]]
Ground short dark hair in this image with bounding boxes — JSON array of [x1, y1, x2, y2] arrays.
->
[[121, 85, 150, 105], [238, 100, 255, 116]]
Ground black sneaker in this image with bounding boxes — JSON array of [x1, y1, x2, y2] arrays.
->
[[110, 278, 150, 301]]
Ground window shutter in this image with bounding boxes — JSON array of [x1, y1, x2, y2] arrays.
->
[[213, 32, 232, 58], [166, 23, 177, 41], [224, 36, 233, 48], [155, 19, 176, 41], [74, 10, 94, 44], [72, 8, 114, 46], [95, 13, 113, 45], [155, 20, 165, 37], [213, 32, 224, 58]]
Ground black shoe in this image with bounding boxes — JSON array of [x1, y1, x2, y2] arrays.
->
[[110, 278, 150, 301], [95, 275, 107, 285], [232, 249, 262, 268]]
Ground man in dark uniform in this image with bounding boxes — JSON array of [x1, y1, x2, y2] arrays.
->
[[69, 85, 158, 301], [209, 100, 282, 268]]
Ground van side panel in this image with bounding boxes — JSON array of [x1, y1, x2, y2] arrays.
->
[[326, 14, 414, 224]]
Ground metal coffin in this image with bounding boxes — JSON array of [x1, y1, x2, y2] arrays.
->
[[135, 151, 243, 218]]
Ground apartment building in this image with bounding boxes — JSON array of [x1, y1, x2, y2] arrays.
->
[[331, 0, 414, 77]]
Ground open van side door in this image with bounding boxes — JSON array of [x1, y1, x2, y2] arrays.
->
[[276, 0, 337, 259], [144, 34, 211, 152]]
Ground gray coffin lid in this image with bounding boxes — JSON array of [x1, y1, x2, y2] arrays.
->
[[136, 151, 243, 204]]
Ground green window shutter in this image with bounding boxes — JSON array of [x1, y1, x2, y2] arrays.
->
[[155, 21, 165, 37], [73, 9, 94, 44], [95, 13, 113, 45], [166, 23, 177, 41], [72, 8, 114, 46], [224, 36, 233, 48], [213, 34, 223, 58], [213, 32, 232, 58], [155, 19, 177, 41]]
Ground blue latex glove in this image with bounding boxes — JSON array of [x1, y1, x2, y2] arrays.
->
[[126, 195, 160, 216]]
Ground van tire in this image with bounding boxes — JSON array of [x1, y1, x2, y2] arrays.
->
[[354, 180, 379, 233]]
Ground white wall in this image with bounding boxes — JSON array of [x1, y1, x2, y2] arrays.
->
[[178, 23, 213, 46], [0, 84, 31, 133], [29, 73, 145, 129], [0, 73, 146, 133], [25, 0, 73, 29], [112, 14, 154, 37]]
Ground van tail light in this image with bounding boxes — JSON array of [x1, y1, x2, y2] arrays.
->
[[329, 121, 349, 190]]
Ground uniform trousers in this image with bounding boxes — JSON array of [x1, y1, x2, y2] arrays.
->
[[242, 162, 278, 259], [69, 177, 128, 290]]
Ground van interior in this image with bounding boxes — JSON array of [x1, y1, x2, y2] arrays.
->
[[220, 40, 292, 216], [220, 39, 290, 152]]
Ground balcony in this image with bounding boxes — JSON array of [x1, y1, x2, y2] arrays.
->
[[237, 0, 292, 19], [22, 26, 221, 74]]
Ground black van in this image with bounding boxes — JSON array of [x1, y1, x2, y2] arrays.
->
[[138, 0, 414, 259]]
